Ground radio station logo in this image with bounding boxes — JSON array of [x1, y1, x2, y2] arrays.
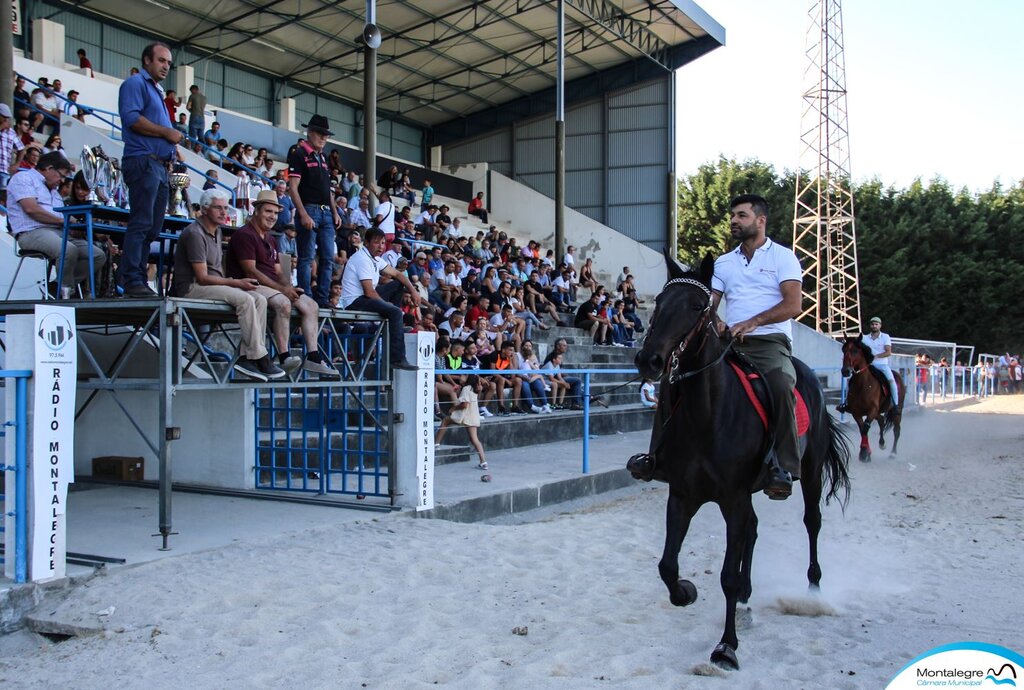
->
[[37, 313, 75, 352], [418, 339, 435, 364]]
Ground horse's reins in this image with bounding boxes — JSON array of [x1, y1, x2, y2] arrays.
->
[[650, 278, 735, 440]]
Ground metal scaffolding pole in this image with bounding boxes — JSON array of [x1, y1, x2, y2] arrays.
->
[[792, 0, 862, 337]]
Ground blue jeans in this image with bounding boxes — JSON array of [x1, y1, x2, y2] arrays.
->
[[297, 205, 337, 305], [122, 156, 169, 289], [346, 279, 406, 364], [518, 377, 548, 408], [624, 311, 644, 331], [188, 116, 204, 143], [564, 375, 582, 404]]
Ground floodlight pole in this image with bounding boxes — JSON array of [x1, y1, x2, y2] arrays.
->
[[363, 0, 377, 191], [554, 0, 566, 263]]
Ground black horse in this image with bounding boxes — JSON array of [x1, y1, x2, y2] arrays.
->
[[632, 253, 851, 670]]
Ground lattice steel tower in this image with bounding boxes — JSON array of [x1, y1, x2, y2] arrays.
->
[[792, 0, 861, 336]]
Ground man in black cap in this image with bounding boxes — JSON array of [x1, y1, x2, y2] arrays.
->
[[288, 114, 342, 307]]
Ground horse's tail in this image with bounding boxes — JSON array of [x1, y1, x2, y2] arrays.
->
[[822, 412, 852, 509]]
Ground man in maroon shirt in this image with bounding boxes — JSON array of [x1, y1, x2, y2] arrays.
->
[[225, 190, 338, 377]]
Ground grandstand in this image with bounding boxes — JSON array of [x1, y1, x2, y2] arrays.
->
[[0, 2, 731, 589], [7, 0, 725, 294]]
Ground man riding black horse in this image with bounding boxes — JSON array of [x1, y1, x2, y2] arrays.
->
[[630, 194, 801, 499]]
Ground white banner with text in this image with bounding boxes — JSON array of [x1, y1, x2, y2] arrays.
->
[[413, 332, 436, 511], [31, 305, 77, 581]]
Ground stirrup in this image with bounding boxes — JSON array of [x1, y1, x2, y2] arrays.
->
[[626, 453, 656, 482]]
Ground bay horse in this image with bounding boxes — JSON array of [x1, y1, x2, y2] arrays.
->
[[632, 253, 851, 670], [839, 336, 905, 462]]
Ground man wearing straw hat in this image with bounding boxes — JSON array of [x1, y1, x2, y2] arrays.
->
[[226, 189, 339, 378]]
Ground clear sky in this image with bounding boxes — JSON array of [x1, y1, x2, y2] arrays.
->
[[675, 0, 1024, 192]]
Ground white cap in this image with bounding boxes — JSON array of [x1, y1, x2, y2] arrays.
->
[[0, 103, 12, 118]]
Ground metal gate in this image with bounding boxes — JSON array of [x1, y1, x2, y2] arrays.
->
[[253, 326, 394, 499]]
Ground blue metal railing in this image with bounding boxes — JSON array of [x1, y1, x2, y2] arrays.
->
[[437, 366, 638, 474], [13, 73, 279, 206], [0, 369, 32, 584]]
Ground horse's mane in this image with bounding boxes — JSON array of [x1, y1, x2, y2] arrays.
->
[[846, 337, 874, 364]]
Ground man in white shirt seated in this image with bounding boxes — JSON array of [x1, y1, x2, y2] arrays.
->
[[348, 196, 373, 230], [414, 204, 438, 241], [340, 227, 421, 371], [439, 311, 472, 340], [550, 267, 574, 311], [7, 152, 106, 294], [381, 240, 405, 268]]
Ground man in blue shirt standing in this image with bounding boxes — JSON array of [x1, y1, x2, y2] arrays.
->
[[118, 41, 183, 297]]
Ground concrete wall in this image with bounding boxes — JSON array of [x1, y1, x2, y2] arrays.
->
[[488, 171, 667, 297], [791, 322, 843, 387], [67, 329, 252, 488], [73, 388, 254, 488]]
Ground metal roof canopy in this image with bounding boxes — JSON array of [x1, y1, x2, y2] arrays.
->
[[47, 0, 723, 138]]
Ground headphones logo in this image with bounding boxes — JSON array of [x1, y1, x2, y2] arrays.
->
[[419, 341, 434, 362], [37, 313, 74, 352]]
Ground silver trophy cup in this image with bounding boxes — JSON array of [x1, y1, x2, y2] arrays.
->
[[79, 146, 101, 204], [108, 158, 129, 209], [95, 157, 111, 205]]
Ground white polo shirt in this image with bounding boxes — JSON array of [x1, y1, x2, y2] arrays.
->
[[375, 201, 396, 235], [712, 238, 802, 341], [865, 331, 893, 359], [341, 246, 384, 308]]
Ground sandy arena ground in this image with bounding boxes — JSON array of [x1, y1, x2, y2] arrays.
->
[[1, 397, 1022, 689]]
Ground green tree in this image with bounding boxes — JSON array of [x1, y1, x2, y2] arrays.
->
[[676, 157, 794, 267], [679, 160, 1024, 353]]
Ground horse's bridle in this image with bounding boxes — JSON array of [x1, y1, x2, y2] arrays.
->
[[660, 278, 729, 384], [842, 342, 869, 375]]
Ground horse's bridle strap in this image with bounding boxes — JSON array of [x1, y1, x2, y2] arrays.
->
[[663, 277, 712, 297]]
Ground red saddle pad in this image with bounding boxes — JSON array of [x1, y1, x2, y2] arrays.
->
[[727, 360, 810, 437]]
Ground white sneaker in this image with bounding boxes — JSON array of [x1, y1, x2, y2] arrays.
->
[[542, 404, 552, 414], [480, 407, 494, 418], [530, 404, 544, 414]]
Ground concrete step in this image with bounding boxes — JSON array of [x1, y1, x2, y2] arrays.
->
[[436, 444, 474, 466]]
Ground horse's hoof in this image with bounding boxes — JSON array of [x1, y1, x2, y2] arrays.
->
[[670, 579, 698, 607], [711, 643, 739, 671], [879, 438, 886, 449], [859, 449, 871, 462]]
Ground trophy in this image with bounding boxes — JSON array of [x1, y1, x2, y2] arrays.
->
[[79, 145, 101, 204], [168, 167, 192, 217], [108, 158, 129, 209], [94, 156, 111, 205]]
